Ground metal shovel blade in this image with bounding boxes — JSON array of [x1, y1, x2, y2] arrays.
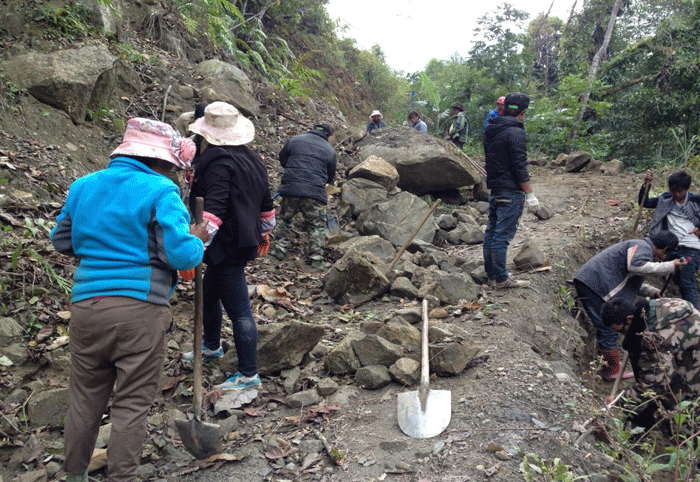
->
[[175, 416, 223, 460], [397, 299, 451, 438], [397, 387, 451, 438]]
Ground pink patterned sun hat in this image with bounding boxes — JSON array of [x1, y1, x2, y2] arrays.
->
[[111, 118, 196, 170], [188, 102, 255, 146]]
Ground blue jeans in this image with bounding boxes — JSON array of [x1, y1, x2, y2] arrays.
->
[[669, 246, 700, 308], [483, 190, 524, 282], [202, 261, 258, 376], [574, 280, 619, 351]]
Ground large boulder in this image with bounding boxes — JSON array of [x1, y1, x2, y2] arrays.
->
[[565, 151, 592, 173], [356, 191, 437, 247], [334, 235, 396, 264], [195, 59, 260, 118], [0, 44, 118, 123], [357, 127, 482, 195]]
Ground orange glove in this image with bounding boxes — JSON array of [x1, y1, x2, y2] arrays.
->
[[178, 268, 195, 281], [258, 234, 270, 257]]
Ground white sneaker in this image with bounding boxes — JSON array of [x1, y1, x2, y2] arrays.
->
[[495, 277, 530, 289]]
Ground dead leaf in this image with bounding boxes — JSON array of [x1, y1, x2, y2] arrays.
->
[[161, 374, 187, 391], [35, 325, 54, 343], [45, 336, 68, 351], [605, 199, 620, 205], [213, 389, 258, 415], [56, 311, 71, 320], [265, 446, 299, 460], [243, 407, 264, 417]]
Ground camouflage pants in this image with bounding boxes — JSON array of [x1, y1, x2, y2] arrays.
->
[[273, 196, 326, 257]]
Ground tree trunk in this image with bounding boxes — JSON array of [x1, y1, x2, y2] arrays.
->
[[570, 0, 624, 140]]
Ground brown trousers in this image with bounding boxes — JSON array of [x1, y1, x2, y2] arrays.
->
[[63, 297, 169, 482]]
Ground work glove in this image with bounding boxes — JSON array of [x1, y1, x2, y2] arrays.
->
[[258, 234, 270, 257], [178, 268, 195, 281], [525, 192, 540, 213]]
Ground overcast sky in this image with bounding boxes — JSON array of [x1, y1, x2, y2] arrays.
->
[[325, 0, 578, 73]]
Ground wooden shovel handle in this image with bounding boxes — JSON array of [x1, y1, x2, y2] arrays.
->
[[193, 197, 204, 419], [630, 178, 651, 238], [387, 199, 441, 274], [420, 299, 430, 391]]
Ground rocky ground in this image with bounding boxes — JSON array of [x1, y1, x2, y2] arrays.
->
[[1, 102, 660, 482], [0, 6, 674, 480]]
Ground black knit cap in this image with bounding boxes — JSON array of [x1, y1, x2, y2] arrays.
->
[[504, 93, 530, 113], [313, 123, 333, 137]]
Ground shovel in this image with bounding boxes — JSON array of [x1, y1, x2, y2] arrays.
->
[[397, 299, 451, 438], [175, 197, 223, 459]]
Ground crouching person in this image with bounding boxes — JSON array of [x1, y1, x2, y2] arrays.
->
[[602, 297, 700, 431], [52, 118, 209, 482]]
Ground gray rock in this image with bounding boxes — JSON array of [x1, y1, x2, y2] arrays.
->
[[389, 357, 421, 386], [358, 127, 482, 195], [473, 201, 490, 214], [326, 385, 360, 406], [4, 388, 28, 407], [223, 321, 324, 376], [347, 155, 399, 191], [27, 388, 69, 428], [356, 191, 437, 247], [286, 389, 321, 408], [0, 316, 24, 346], [390, 276, 420, 299], [0, 44, 117, 123], [514, 241, 547, 270], [323, 252, 391, 306], [341, 178, 389, 217], [2, 342, 27, 364], [436, 214, 457, 230], [316, 378, 339, 396], [351, 334, 403, 367], [601, 158, 623, 175], [195, 59, 259, 117], [359, 320, 385, 335], [376, 323, 420, 357], [95, 423, 111, 448], [355, 365, 391, 389], [393, 307, 422, 325], [534, 203, 555, 220], [565, 151, 592, 173], [335, 235, 395, 264], [218, 414, 239, 434], [469, 265, 488, 285], [324, 331, 363, 375], [280, 366, 301, 394], [431, 342, 481, 376], [431, 272, 480, 305]]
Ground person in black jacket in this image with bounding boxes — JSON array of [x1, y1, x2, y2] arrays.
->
[[482, 92, 540, 289], [183, 102, 276, 392], [271, 123, 336, 266]]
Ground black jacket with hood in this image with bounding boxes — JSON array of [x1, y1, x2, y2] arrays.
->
[[483, 116, 530, 192], [278, 130, 336, 204]]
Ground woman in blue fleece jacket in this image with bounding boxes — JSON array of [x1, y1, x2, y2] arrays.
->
[[52, 118, 208, 482]]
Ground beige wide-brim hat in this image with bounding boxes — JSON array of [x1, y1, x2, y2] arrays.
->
[[188, 102, 255, 146], [369, 110, 382, 119]]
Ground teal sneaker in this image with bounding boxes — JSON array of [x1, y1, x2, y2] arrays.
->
[[181, 343, 223, 362], [65, 473, 88, 482], [217, 372, 261, 391]]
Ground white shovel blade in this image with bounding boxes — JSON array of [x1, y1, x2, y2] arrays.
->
[[397, 389, 451, 438]]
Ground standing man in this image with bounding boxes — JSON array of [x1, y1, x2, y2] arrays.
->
[[407, 111, 428, 133], [366, 110, 385, 134], [602, 296, 700, 430], [482, 92, 539, 289], [483, 96, 505, 134], [446, 103, 468, 149], [639, 170, 700, 307], [574, 231, 687, 381], [271, 123, 337, 267]]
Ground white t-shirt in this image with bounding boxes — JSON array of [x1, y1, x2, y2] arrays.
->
[[667, 199, 700, 249]]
